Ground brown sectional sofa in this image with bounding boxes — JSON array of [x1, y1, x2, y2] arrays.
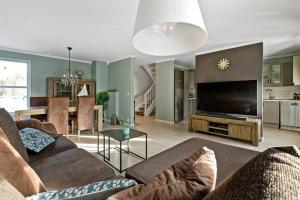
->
[[1, 107, 275, 199], [0, 108, 117, 191]]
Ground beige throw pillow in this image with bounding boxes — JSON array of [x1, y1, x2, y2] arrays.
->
[[0, 128, 46, 197], [0, 177, 25, 200]]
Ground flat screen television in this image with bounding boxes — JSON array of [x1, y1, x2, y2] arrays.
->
[[197, 80, 257, 116]]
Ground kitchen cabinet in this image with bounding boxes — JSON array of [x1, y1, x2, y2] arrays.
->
[[263, 62, 293, 87], [263, 101, 280, 127], [293, 56, 300, 85]]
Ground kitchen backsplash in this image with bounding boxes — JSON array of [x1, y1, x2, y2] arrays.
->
[[264, 85, 300, 99]]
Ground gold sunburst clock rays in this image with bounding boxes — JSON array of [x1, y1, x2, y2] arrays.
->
[[217, 58, 230, 70]]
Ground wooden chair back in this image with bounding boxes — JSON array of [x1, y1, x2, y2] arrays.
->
[[30, 97, 48, 107], [77, 97, 95, 131], [47, 97, 69, 135], [29, 97, 48, 121]]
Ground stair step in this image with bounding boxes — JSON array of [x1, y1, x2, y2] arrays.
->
[[135, 111, 144, 116]]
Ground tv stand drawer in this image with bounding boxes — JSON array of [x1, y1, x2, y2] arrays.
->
[[191, 119, 208, 132], [228, 125, 252, 141]]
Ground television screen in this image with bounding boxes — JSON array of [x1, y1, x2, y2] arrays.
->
[[197, 80, 257, 116]]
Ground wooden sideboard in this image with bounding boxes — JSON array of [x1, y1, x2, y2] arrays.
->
[[189, 114, 261, 146], [47, 77, 95, 104]]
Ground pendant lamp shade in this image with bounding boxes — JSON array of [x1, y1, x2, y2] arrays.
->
[[132, 0, 207, 56]]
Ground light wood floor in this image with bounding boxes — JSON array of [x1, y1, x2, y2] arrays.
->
[[68, 115, 300, 172]]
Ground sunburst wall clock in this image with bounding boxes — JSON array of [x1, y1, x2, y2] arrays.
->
[[217, 58, 230, 70]]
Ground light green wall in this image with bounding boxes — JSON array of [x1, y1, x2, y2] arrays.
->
[[155, 60, 175, 123], [0, 50, 91, 96], [108, 57, 135, 125], [91, 61, 108, 93], [0, 50, 136, 125]]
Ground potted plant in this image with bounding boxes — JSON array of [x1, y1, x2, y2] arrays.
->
[[96, 91, 110, 121]]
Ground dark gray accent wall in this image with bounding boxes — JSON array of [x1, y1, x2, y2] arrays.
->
[[195, 43, 263, 118]]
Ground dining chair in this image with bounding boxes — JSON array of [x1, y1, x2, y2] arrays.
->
[[29, 97, 48, 122], [47, 97, 69, 136], [76, 97, 95, 136]]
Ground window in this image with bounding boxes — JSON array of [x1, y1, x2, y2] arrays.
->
[[0, 59, 30, 112]]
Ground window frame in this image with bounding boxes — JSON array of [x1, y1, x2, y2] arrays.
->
[[0, 57, 31, 111]]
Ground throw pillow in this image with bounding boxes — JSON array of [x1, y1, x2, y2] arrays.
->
[[26, 179, 138, 200], [15, 119, 60, 139], [203, 146, 300, 200], [19, 128, 55, 153], [0, 128, 46, 197], [0, 108, 29, 162], [108, 147, 217, 200], [0, 178, 25, 200]]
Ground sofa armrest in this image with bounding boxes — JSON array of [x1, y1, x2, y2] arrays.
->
[[15, 119, 59, 138]]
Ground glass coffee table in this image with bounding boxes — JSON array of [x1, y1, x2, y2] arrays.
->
[[97, 129, 147, 173]]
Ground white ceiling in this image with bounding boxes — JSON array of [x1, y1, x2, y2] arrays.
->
[[0, 0, 299, 67]]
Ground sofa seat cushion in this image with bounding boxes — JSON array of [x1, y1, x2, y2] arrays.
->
[[30, 148, 116, 190], [28, 136, 77, 163], [126, 138, 259, 186]]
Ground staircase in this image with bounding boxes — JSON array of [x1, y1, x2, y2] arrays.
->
[[136, 64, 156, 117]]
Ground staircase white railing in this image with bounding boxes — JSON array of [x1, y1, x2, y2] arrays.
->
[[143, 82, 155, 117]]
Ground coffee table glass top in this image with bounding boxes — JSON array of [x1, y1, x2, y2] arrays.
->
[[100, 129, 147, 141]]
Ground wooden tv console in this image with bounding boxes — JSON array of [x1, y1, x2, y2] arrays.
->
[[188, 114, 261, 146]]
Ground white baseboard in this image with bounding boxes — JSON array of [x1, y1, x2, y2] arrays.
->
[[155, 119, 175, 124], [104, 118, 134, 127]]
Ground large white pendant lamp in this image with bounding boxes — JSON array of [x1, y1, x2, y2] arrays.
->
[[132, 0, 207, 56]]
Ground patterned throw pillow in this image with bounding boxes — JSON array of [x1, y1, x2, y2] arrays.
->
[[26, 179, 138, 200], [19, 128, 55, 153]]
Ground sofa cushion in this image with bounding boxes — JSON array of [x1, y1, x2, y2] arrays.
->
[[0, 178, 25, 200], [30, 148, 116, 190], [126, 137, 258, 186], [26, 179, 137, 200], [0, 128, 46, 197], [0, 108, 29, 162], [203, 146, 300, 200], [28, 136, 77, 163], [15, 119, 59, 138], [109, 147, 217, 200], [19, 128, 55, 153]]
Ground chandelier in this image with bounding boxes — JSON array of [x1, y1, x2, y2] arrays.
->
[[62, 47, 78, 87]]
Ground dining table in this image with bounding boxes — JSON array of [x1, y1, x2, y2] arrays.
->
[[15, 105, 103, 131]]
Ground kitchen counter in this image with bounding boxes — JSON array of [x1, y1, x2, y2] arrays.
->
[[264, 99, 300, 101], [264, 99, 300, 131]]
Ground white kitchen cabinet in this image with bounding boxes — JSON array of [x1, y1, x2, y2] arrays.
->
[[263, 62, 293, 87], [263, 101, 280, 127]]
